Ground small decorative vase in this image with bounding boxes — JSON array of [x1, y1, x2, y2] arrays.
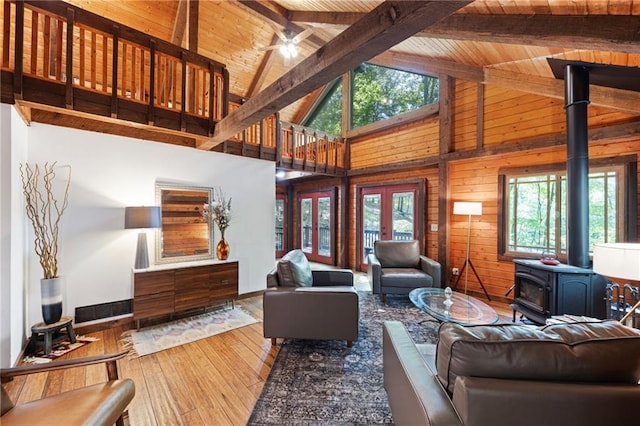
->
[[41, 277, 63, 324], [216, 231, 230, 260]]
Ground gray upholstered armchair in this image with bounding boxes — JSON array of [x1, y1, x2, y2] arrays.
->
[[368, 240, 441, 302], [264, 249, 359, 347]]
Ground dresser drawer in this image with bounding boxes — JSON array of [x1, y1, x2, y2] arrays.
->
[[133, 291, 174, 319], [134, 270, 174, 297]]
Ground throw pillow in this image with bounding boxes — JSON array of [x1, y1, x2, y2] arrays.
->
[[277, 249, 313, 287]]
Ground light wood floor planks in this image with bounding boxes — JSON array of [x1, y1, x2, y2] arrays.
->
[[3, 293, 513, 425]]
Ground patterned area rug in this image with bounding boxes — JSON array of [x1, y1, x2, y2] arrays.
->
[[24, 336, 99, 364], [248, 292, 439, 425], [122, 306, 260, 357]]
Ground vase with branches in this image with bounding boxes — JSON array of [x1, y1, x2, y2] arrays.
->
[[20, 162, 71, 324], [202, 187, 231, 260]]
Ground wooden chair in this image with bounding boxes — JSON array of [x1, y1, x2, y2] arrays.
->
[[1, 351, 135, 426]]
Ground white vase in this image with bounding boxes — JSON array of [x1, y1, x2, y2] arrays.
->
[[41, 277, 63, 324]]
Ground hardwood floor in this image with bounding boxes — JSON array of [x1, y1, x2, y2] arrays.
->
[[4, 290, 514, 425]]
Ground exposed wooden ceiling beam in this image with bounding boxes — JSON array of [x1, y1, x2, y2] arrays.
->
[[290, 11, 640, 54], [247, 33, 280, 98], [368, 50, 640, 114], [485, 68, 640, 114], [200, 1, 472, 150], [236, 0, 326, 48], [370, 51, 484, 82], [170, 0, 188, 46]]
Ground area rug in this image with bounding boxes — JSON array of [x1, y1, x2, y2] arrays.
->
[[247, 292, 439, 425], [23, 336, 99, 364], [122, 306, 260, 357]]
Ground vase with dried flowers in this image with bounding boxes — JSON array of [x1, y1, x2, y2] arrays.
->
[[202, 187, 231, 260], [20, 162, 71, 324]]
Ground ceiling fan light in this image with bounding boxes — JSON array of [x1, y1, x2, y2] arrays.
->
[[279, 44, 290, 58], [287, 42, 298, 58]]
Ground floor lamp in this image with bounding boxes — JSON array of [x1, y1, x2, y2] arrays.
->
[[593, 243, 640, 325], [125, 206, 161, 269], [453, 201, 491, 300]]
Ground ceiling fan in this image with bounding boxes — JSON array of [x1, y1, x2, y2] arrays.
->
[[260, 24, 314, 65]]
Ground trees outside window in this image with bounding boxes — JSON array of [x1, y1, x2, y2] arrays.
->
[[304, 63, 438, 135], [503, 166, 623, 257]]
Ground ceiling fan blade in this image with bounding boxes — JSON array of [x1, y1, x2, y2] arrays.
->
[[292, 27, 313, 44], [258, 44, 280, 51], [268, 21, 289, 42]]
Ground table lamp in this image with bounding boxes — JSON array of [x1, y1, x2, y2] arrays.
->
[[125, 206, 161, 269], [593, 243, 640, 324]]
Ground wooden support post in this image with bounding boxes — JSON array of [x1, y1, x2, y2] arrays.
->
[[222, 67, 229, 118], [111, 25, 119, 118], [65, 8, 74, 109], [259, 119, 265, 159], [208, 62, 215, 136], [275, 112, 282, 166], [180, 52, 187, 131], [148, 40, 156, 125], [13, 0, 24, 100], [2, 1, 10, 69]]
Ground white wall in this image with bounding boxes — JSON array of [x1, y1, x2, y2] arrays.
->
[[0, 105, 28, 367], [20, 121, 274, 331]]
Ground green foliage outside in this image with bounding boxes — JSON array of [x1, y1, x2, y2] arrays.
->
[[507, 170, 618, 255], [306, 80, 343, 136], [351, 63, 438, 129], [305, 63, 439, 135]]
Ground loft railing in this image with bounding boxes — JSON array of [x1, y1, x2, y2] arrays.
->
[[224, 102, 347, 175], [1, 0, 228, 136], [1, 1, 346, 175]]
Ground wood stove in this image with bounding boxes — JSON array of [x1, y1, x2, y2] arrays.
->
[[512, 259, 608, 324]]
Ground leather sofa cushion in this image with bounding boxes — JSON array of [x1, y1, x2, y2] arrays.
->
[[380, 269, 433, 288], [374, 240, 420, 268], [276, 249, 313, 287], [436, 320, 640, 394]]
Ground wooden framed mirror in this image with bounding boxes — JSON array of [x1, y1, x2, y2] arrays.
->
[[155, 183, 213, 263]]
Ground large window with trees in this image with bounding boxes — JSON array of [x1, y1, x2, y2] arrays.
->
[[304, 63, 438, 135], [499, 160, 636, 259]]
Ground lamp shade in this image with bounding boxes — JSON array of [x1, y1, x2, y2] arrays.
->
[[453, 201, 482, 216], [593, 243, 640, 281], [124, 206, 161, 229]]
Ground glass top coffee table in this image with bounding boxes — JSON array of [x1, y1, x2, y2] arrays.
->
[[409, 287, 499, 325]]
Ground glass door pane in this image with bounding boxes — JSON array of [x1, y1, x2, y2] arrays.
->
[[392, 191, 414, 240], [275, 198, 285, 256], [363, 193, 381, 263], [318, 196, 331, 257], [301, 198, 313, 253]]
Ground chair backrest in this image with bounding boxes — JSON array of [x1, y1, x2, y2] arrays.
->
[[374, 240, 421, 268]]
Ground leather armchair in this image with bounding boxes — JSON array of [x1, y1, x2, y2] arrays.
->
[[264, 249, 359, 347], [368, 240, 441, 302], [383, 320, 640, 426], [1, 351, 135, 426]]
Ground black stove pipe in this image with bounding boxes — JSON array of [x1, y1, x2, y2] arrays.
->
[[564, 64, 591, 269]]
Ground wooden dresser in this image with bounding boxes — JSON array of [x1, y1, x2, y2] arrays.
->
[[132, 260, 238, 329]]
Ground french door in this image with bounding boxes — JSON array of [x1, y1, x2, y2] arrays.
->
[[300, 190, 334, 264], [275, 193, 287, 258], [360, 183, 419, 270]]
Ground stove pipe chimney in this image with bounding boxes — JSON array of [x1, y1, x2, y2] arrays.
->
[[564, 64, 591, 268]]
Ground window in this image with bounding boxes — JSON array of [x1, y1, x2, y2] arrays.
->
[[304, 63, 438, 134], [501, 164, 630, 258], [305, 79, 342, 136], [351, 63, 438, 129]]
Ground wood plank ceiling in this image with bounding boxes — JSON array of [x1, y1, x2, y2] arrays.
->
[[25, 0, 640, 139]]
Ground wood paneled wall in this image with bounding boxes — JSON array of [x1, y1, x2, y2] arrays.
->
[[350, 115, 439, 169], [285, 77, 640, 300]]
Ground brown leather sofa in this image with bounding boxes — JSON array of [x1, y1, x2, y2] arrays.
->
[[383, 320, 640, 426], [368, 240, 441, 302], [264, 249, 359, 346]]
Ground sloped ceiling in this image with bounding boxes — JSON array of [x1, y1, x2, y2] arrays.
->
[[51, 0, 640, 125]]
